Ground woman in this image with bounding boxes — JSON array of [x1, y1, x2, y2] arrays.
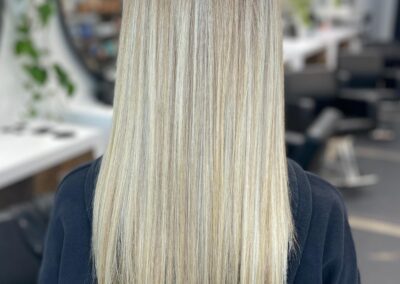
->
[[39, 0, 359, 283]]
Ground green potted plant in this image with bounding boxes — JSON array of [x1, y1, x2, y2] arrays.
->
[[13, 0, 76, 120]]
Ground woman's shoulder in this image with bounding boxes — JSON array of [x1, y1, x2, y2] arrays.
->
[[287, 158, 349, 246], [287, 158, 347, 222], [287, 159, 359, 283], [54, 157, 101, 223], [39, 159, 101, 283]]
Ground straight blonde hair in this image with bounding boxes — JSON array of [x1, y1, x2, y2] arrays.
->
[[93, 0, 294, 283]]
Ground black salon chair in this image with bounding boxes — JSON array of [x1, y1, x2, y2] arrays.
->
[[0, 194, 54, 284], [365, 42, 400, 69], [338, 50, 384, 88], [286, 107, 342, 171], [285, 67, 380, 126], [338, 50, 400, 91], [337, 50, 400, 139], [285, 68, 378, 188]]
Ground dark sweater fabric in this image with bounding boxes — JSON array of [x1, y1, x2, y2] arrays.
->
[[39, 158, 360, 283]]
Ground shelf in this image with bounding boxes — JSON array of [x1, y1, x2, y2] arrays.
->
[[77, 1, 122, 15]]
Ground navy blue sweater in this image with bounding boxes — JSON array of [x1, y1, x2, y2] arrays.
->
[[39, 158, 360, 283]]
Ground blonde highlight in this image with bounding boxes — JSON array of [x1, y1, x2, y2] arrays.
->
[[93, 0, 295, 283]]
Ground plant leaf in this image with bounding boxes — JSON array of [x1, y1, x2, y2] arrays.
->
[[66, 82, 76, 97], [53, 64, 76, 96], [23, 65, 48, 85], [14, 39, 39, 59], [17, 17, 30, 34], [37, 2, 54, 26]]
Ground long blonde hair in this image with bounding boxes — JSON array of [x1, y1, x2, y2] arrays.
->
[[93, 0, 294, 283]]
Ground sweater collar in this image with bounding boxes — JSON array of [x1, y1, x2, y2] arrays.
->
[[84, 156, 102, 224], [287, 159, 313, 283]]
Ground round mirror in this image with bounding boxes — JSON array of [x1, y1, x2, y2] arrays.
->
[[57, 0, 122, 104]]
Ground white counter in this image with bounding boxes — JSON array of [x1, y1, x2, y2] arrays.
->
[[283, 27, 359, 70], [0, 120, 101, 189]]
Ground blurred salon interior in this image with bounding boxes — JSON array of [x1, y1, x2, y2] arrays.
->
[[1, 0, 400, 283]]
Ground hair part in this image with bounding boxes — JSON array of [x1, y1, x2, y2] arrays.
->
[[93, 0, 295, 283]]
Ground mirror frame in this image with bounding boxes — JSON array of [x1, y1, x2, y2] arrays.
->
[[56, 0, 122, 105], [56, 0, 103, 82], [56, 0, 122, 82]]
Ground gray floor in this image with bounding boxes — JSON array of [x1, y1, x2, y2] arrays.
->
[[342, 121, 400, 284]]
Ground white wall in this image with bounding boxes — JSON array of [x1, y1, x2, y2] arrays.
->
[[0, 0, 96, 124], [360, 0, 398, 41]]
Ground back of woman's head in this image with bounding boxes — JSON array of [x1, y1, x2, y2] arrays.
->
[[93, 0, 294, 283]]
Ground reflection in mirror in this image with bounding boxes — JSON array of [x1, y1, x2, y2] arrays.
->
[[58, 0, 122, 105]]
